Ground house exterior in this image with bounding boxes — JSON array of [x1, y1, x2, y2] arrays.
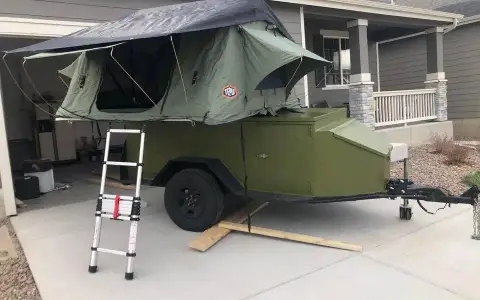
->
[[378, 0, 480, 138], [0, 0, 462, 217]]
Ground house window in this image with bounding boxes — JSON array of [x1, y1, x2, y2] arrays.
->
[[314, 34, 351, 88]]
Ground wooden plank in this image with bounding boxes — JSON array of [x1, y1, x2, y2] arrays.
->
[[188, 200, 269, 252], [219, 222, 363, 252], [85, 177, 136, 190]]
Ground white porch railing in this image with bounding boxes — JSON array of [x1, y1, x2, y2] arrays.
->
[[374, 89, 437, 127]]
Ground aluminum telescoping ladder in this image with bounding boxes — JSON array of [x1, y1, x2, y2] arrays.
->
[[88, 127, 146, 280]]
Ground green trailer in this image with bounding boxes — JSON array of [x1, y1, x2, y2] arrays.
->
[[5, 0, 480, 236], [117, 107, 478, 232], [121, 107, 394, 231]]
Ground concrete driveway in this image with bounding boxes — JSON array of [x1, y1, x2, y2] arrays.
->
[[10, 181, 480, 300]]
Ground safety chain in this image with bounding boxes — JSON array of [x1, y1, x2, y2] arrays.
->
[[472, 196, 480, 240]]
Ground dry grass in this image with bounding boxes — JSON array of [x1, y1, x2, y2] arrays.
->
[[443, 144, 472, 166], [430, 133, 454, 154]]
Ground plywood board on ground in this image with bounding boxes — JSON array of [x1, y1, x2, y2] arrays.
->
[[219, 222, 363, 252], [189, 200, 268, 252]]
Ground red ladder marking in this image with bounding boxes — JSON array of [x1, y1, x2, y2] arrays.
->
[[113, 195, 120, 219]]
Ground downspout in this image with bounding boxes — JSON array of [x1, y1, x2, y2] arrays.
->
[[375, 17, 458, 92], [444, 17, 458, 34], [300, 6, 309, 107], [376, 42, 380, 92]]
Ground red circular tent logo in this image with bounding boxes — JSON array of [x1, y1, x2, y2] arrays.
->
[[223, 85, 238, 99]]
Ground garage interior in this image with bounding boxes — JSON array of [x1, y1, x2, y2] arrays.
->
[[1, 35, 130, 212]]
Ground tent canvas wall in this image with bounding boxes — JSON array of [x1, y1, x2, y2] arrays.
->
[[5, 0, 331, 125]]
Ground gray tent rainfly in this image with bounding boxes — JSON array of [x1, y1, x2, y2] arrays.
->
[[5, 0, 331, 125]]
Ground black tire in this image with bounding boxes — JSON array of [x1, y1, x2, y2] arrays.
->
[[164, 168, 225, 232], [399, 206, 413, 220], [399, 207, 405, 220], [405, 208, 412, 220]]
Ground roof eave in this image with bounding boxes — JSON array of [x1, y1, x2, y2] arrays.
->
[[272, 0, 463, 24]]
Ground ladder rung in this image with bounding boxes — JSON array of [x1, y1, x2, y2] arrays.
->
[[97, 248, 127, 256], [109, 129, 142, 134], [101, 194, 134, 201], [102, 200, 132, 214], [105, 161, 138, 167], [102, 205, 132, 215], [101, 213, 131, 221]]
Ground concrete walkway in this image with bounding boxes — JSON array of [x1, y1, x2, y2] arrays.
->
[[10, 183, 480, 300]]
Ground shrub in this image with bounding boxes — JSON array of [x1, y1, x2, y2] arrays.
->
[[443, 143, 471, 165], [463, 171, 480, 187], [429, 133, 454, 154]]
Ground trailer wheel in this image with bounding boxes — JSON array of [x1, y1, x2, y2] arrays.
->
[[164, 168, 225, 232], [399, 206, 412, 220]]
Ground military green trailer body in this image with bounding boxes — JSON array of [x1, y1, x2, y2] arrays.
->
[[125, 108, 392, 198]]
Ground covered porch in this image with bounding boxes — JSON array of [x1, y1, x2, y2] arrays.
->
[[298, 0, 462, 129]]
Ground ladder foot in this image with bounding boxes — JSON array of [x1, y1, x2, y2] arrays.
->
[[125, 272, 134, 280], [88, 266, 98, 273]]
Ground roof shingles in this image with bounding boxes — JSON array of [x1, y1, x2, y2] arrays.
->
[[394, 0, 480, 17]]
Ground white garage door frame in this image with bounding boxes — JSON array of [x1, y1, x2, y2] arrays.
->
[[0, 16, 95, 217]]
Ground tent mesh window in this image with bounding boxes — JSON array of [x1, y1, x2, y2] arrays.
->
[[96, 36, 180, 112]]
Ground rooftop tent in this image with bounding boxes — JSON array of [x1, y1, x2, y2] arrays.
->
[[7, 0, 331, 125]]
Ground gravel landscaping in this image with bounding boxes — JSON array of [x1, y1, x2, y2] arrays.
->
[[0, 218, 41, 300], [390, 143, 480, 195]]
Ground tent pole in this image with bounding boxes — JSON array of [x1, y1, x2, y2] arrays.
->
[[0, 68, 17, 217], [109, 48, 156, 107]]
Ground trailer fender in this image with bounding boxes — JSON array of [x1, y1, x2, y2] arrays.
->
[[150, 157, 244, 195]]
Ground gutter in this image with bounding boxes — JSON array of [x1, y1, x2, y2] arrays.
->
[[273, 0, 462, 23], [458, 14, 480, 26], [375, 16, 459, 92], [0, 16, 97, 38]]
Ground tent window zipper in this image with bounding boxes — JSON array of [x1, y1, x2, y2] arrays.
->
[[79, 75, 86, 89]]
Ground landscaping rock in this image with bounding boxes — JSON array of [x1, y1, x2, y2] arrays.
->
[[390, 144, 480, 195], [0, 218, 41, 300]]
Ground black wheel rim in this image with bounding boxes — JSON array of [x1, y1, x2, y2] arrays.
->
[[175, 187, 205, 219]]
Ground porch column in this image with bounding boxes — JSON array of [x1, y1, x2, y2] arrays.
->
[[425, 27, 448, 122], [347, 19, 375, 129]]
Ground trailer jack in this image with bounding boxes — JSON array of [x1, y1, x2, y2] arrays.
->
[[386, 178, 480, 240], [303, 180, 480, 240], [388, 156, 480, 240]]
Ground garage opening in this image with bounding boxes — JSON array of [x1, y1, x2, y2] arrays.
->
[[1, 36, 135, 213]]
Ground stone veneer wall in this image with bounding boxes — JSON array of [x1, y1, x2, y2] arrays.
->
[[425, 80, 448, 122], [348, 83, 375, 128]]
